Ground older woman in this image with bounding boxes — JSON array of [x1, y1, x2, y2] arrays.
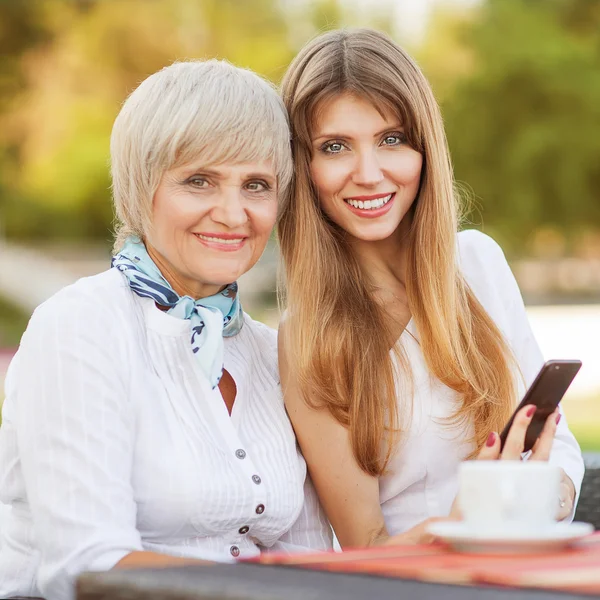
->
[[0, 59, 332, 600]]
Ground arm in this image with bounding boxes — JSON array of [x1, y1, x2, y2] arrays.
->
[[277, 321, 385, 549], [11, 293, 207, 596], [116, 552, 211, 568]]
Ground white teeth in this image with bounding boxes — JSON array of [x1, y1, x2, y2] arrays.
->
[[195, 234, 244, 244], [345, 194, 393, 210]]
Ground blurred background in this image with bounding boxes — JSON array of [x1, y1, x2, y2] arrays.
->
[[0, 0, 598, 448]]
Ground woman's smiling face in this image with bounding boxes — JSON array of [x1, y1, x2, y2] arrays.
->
[[145, 160, 278, 299], [309, 93, 423, 243]]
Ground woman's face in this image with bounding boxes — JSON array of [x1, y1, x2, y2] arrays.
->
[[309, 93, 423, 244], [146, 160, 278, 299]]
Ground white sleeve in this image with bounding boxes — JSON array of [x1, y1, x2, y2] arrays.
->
[[267, 475, 333, 554], [9, 292, 143, 599], [461, 231, 584, 517]]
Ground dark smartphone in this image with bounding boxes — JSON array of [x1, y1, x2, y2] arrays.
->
[[499, 359, 582, 452]]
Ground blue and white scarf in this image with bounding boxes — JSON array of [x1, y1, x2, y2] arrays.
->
[[112, 236, 243, 388]]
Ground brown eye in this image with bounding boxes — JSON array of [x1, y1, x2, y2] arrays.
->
[[246, 180, 270, 192], [188, 176, 209, 188]]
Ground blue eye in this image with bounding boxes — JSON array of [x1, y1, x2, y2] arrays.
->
[[321, 141, 346, 154], [382, 133, 406, 146]]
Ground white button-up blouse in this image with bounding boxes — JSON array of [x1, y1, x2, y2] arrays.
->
[[380, 231, 585, 534], [0, 268, 332, 600]]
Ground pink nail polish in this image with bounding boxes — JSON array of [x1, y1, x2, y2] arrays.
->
[[556, 413, 562, 425], [486, 432, 496, 447], [526, 405, 537, 418]]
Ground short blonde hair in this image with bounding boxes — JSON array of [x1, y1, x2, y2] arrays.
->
[[111, 59, 292, 252]]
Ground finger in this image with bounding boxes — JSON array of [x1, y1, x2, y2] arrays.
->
[[476, 431, 501, 460], [501, 404, 537, 460], [530, 410, 560, 462]]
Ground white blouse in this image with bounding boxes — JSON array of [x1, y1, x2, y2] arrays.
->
[[381, 230, 585, 534], [0, 268, 332, 600]]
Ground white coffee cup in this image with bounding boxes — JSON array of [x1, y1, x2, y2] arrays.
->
[[457, 461, 562, 533]]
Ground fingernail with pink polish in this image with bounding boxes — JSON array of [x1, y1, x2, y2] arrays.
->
[[486, 432, 496, 447], [556, 413, 562, 425], [526, 405, 537, 418]]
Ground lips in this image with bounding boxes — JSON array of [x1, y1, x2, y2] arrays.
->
[[344, 193, 394, 210], [193, 233, 247, 251], [342, 192, 396, 218]]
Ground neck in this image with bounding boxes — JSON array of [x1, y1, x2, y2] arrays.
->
[[350, 217, 412, 291], [145, 242, 224, 300]]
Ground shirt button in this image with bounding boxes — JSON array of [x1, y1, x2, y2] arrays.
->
[[230, 545, 240, 558], [235, 449, 246, 459], [252, 474, 262, 485], [239, 525, 250, 534], [255, 504, 265, 515]]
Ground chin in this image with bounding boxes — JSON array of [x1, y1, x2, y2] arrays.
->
[[195, 265, 246, 287], [348, 225, 402, 242]]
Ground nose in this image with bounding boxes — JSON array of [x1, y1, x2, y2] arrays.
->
[[352, 149, 384, 187], [211, 186, 248, 229]]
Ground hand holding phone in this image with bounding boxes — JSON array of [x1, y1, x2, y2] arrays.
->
[[498, 359, 581, 453]]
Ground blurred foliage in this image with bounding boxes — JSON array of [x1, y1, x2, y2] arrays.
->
[[420, 0, 600, 257], [0, 295, 29, 346], [0, 0, 598, 257], [0, 0, 391, 245]]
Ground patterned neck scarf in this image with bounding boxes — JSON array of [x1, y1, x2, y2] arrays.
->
[[112, 236, 243, 388]]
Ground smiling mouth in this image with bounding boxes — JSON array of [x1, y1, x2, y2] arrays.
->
[[344, 193, 394, 210], [194, 233, 246, 245]]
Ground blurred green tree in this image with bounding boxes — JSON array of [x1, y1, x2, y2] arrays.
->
[[0, 0, 393, 245], [430, 0, 600, 256], [0, 0, 296, 243]]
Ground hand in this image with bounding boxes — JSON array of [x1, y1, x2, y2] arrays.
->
[[477, 404, 560, 461], [382, 517, 458, 546], [449, 405, 567, 519], [557, 468, 576, 521]]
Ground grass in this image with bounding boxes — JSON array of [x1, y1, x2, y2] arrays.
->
[[562, 392, 600, 453]]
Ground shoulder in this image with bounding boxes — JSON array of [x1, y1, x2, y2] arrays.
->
[[230, 313, 279, 382], [457, 229, 516, 290], [457, 229, 508, 274], [24, 268, 132, 338], [242, 313, 278, 348], [457, 229, 524, 323]]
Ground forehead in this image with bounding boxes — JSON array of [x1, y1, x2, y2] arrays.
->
[[312, 93, 400, 136], [175, 159, 277, 178]]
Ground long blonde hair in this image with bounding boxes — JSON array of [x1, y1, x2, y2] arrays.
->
[[278, 28, 516, 476]]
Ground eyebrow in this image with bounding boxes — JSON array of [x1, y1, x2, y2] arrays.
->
[[181, 166, 276, 183], [312, 123, 404, 143]]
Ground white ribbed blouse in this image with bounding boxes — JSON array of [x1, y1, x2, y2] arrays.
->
[[0, 268, 332, 600]]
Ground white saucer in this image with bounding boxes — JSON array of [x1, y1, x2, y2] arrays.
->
[[427, 521, 594, 554]]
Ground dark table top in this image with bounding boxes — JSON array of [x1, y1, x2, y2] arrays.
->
[[76, 562, 600, 600]]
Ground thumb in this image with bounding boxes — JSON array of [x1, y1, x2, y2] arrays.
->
[[476, 431, 501, 460]]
